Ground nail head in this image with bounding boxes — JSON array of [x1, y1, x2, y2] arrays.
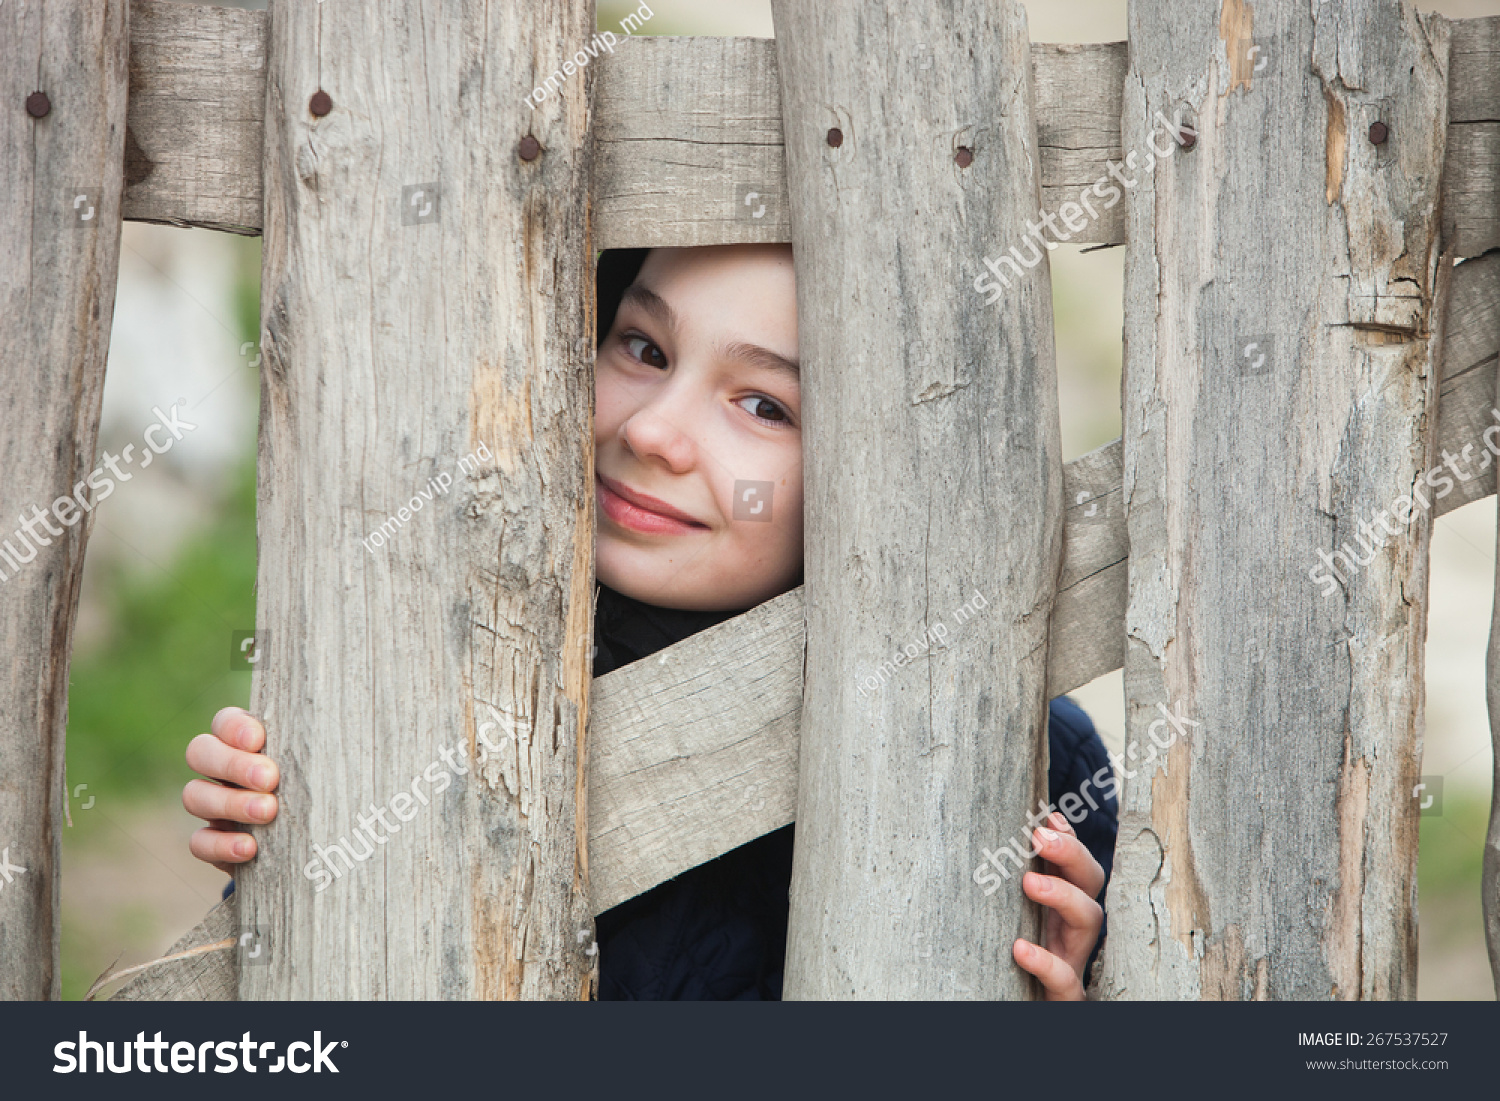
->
[[309, 90, 332, 117], [1179, 126, 1197, 150], [518, 135, 541, 162], [826, 127, 843, 148], [26, 92, 50, 119], [1368, 121, 1388, 145], [955, 146, 973, 168]]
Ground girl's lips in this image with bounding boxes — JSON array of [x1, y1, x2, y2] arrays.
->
[[596, 476, 709, 536]]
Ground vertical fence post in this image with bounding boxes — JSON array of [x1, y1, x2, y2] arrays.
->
[[0, 0, 128, 1001], [1096, 0, 1450, 999], [773, 0, 1062, 998], [237, 0, 597, 999]]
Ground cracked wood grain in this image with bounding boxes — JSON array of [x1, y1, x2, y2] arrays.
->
[[233, 0, 595, 1001], [771, 0, 1059, 1000], [0, 0, 128, 1002], [1092, 0, 1450, 1001]]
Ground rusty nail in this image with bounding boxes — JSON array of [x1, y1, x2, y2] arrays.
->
[[1178, 126, 1197, 150], [26, 92, 50, 119], [518, 135, 541, 162], [955, 146, 973, 168], [826, 127, 843, 148], [309, 90, 332, 117], [1368, 120, 1388, 145]]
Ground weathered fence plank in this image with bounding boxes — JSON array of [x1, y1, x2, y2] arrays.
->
[[234, 0, 596, 1000], [117, 6, 1500, 258], [0, 0, 128, 1002], [1094, 0, 1451, 1000], [772, 0, 1060, 1000]]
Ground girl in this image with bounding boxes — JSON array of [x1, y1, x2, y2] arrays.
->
[[184, 245, 1117, 1000]]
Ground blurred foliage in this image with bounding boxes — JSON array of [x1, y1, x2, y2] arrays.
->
[[63, 455, 257, 834], [64, 232, 262, 835], [1419, 790, 1490, 897]]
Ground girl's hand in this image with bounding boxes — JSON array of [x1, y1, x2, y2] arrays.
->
[[182, 706, 280, 875], [1011, 810, 1105, 1000]]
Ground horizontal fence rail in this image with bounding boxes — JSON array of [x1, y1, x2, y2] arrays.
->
[[120, 2, 1500, 258]]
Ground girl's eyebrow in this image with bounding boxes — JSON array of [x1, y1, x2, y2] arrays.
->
[[620, 282, 800, 382], [619, 283, 678, 336], [715, 340, 800, 382]]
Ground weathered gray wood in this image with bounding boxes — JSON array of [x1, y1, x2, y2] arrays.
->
[[117, 7, 1500, 258], [0, 0, 128, 1002], [1446, 17, 1500, 258], [122, 0, 265, 235], [1094, 0, 1450, 1001], [111, 901, 238, 1001], [588, 589, 802, 912], [772, 0, 1059, 1000], [236, 0, 596, 1000]]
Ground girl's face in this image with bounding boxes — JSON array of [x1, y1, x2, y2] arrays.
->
[[595, 245, 802, 611]]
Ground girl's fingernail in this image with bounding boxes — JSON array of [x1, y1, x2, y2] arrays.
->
[[1038, 826, 1057, 843], [234, 838, 252, 857], [1016, 941, 1032, 960], [1049, 811, 1067, 830], [252, 796, 275, 820], [252, 765, 274, 789]]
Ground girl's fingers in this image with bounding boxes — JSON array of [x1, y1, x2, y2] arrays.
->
[[1032, 812, 1105, 899], [186, 732, 279, 792], [1024, 871, 1103, 936], [1013, 939, 1085, 1001], [210, 706, 266, 754], [189, 825, 258, 868], [182, 778, 278, 827], [1023, 870, 1103, 978]]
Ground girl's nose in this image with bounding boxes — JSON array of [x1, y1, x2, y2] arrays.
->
[[619, 402, 698, 475]]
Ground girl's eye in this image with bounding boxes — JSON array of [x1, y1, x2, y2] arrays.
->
[[623, 335, 668, 369], [735, 395, 792, 426]]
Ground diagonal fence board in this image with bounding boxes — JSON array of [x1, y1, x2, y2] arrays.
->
[[234, 0, 597, 1000], [117, 1, 1500, 257], [0, 0, 129, 1002], [773, 0, 1062, 1000], [1096, 0, 1451, 1000], [113, 249, 1499, 1001]]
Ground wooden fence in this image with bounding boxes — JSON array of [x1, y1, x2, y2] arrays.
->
[[1, 0, 1497, 1000]]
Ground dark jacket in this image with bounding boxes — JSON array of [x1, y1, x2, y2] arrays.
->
[[589, 583, 1118, 1000]]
